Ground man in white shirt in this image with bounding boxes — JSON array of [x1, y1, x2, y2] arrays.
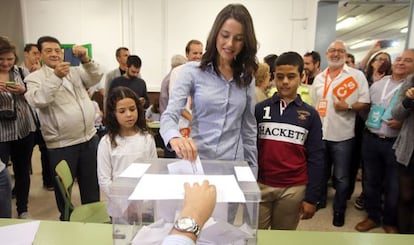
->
[[311, 40, 370, 227]]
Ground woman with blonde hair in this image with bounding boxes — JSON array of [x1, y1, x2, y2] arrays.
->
[[255, 62, 270, 103]]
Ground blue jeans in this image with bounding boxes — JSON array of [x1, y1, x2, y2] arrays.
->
[[362, 132, 398, 226], [0, 167, 12, 218], [321, 138, 354, 214]]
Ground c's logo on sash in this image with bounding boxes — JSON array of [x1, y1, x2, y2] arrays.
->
[[333, 76, 358, 100]]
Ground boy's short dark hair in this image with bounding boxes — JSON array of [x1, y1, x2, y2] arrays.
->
[[126, 55, 142, 68], [275, 52, 304, 75], [37, 36, 61, 52]]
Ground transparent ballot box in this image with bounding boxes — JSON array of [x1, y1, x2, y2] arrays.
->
[[110, 158, 260, 245]]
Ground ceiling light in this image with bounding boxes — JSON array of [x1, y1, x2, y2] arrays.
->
[[350, 40, 374, 50], [389, 41, 399, 48], [400, 27, 408, 33], [336, 17, 356, 30]]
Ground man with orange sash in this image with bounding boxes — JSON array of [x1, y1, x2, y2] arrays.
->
[[311, 40, 370, 227]]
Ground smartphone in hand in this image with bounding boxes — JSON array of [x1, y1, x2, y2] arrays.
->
[[379, 40, 393, 48], [63, 48, 81, 66], [5, 81, 16, 86]]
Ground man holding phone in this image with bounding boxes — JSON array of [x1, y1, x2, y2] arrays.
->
[[24, 36, 103, 220]]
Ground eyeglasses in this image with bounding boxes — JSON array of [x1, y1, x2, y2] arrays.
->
[[327, 48, 346, 54]]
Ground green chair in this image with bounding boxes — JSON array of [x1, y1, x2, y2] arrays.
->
[[55, 160, 110, 223]]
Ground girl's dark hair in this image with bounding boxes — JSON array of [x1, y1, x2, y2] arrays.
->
[[200, 4, 258, 87], [104, 87, 148, 147], [365, 52, 392, 84]]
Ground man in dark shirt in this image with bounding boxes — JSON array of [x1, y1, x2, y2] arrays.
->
[[109, 55, 150, 108], [303, 51, 321, 85]]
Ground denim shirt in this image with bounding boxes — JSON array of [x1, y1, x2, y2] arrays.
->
[[160, 62, 257, 177]]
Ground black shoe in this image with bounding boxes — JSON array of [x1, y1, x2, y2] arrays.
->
[[333, 212, 345, 227], [316, 201, 326, 211], [354, 194, 364, 210]]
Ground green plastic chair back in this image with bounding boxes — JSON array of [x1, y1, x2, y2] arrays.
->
[[55, 160, 110, 223], [55, 160, 75, 221]]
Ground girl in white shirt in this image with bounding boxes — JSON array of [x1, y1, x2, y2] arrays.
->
[[97, 86, 157, 217]]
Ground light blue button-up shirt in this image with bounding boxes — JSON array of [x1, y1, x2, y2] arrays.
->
[[160, 62, 257, 177]]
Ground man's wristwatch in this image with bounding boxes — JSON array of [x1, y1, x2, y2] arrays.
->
[[174, 217, 201, 237]]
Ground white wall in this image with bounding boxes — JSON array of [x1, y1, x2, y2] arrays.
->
[[20, 0, 124, 73], [20, 0, 319, 91]]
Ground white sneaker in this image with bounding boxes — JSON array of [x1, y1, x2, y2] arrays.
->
[[18, 212, 31, 219]]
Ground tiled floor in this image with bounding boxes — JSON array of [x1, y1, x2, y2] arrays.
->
[[10, 146, 384, 233]]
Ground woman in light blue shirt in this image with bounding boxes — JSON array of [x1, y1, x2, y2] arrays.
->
[[160, 4, 258, 176]]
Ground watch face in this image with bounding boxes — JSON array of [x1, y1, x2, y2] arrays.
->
[[176, 217, 195, 231], [174, 217, 200, 236]]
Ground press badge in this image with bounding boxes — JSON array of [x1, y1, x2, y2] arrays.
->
[[317, 99, 328, 117], [366, 104, 385, 129]]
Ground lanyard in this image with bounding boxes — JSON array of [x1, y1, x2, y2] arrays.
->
[[380, 78, 402, 103], [323, 68, 343, 99]]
